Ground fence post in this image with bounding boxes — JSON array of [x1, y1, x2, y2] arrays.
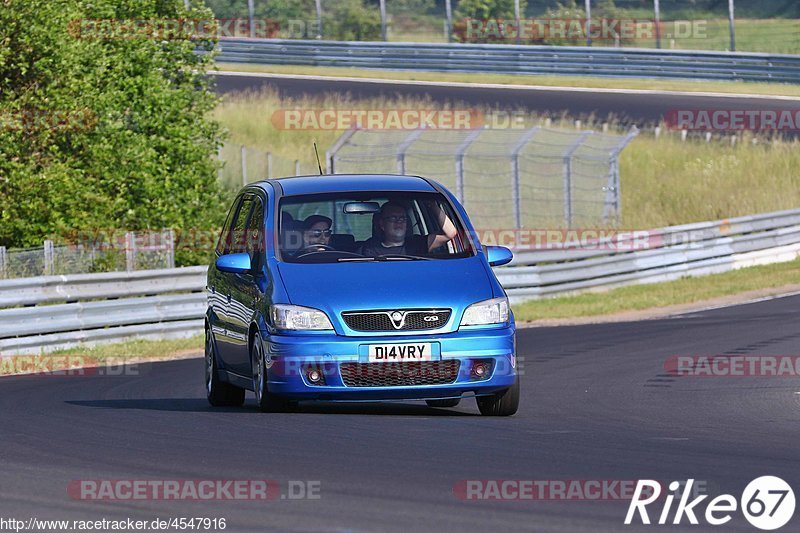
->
[[562, 131, 591, 228], [510, 127, 540, 230], [267, 152, 273, 179], [247, 0, 255, 38], [125, 231, 136, 272], [444, 0, 452, 42], [241, 145, 247, 186], [585, 0, 592, 47], [396, 129, 424, 175], [604, 127, 639, 224], [728, 0, 736, 52], [454, 129, 482, 205], [379, 0, 387, 41], [314, 0, 323, 38], [43, 239, 55, 276], [654, 0, 661, 49], [294, 160, 300, 176], [0, 246, 6, 279], [602, 158, 619, 225], [165, 229, 175, 269]]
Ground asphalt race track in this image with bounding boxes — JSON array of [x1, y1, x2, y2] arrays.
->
[[1, 294, 798, 532], [212, 71, 800, 127]]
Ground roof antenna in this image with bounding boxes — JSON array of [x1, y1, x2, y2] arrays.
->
[[313, 142, 324, 175]]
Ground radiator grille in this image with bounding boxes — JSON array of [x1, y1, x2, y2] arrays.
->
[[340, 360, 461, 387], [342, 309, 450, 331]]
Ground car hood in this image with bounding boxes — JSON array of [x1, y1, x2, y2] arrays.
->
[[276, 256, 493, 335]]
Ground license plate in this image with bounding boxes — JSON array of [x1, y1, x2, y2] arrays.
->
[[368, 343, 432, 363]]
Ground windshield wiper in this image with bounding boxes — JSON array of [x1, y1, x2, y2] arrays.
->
[[375, 254, 431, 261], [336, 254, 431, 262]]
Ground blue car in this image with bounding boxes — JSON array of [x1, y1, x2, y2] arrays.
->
[[205, 174, 519, 416]]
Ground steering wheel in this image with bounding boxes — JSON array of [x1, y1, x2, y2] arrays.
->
[[300, 244, 335, 252]]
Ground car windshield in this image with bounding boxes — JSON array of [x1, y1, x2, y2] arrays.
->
[[278, 191, 475, 263]]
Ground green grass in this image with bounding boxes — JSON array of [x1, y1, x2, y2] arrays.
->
[[664, 18, 800, 54], [214, 89, 800, 229], [47, 334, 203, 361], [1, 334, 203, 375], [216, 63, 800, 99], [620, 133, 800, 229], [512, 257, 800, 321]]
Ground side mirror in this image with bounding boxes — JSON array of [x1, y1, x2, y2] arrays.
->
[[216, 252, 252, 274], [485, 245, 513, 267]]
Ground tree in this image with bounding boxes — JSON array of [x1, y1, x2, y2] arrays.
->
[[0, 0, 226, 266]]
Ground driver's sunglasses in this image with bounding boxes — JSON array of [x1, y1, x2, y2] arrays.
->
[[307, 229, 333, 238], [384, 215, 407, 223]]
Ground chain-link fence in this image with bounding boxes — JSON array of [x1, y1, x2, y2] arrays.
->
[[203, 1, 799, 55], [0, 230, 175, 280], [326, 126, 637, 229]]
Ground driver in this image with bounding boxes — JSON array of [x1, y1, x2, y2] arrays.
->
[[301, 215, 333, 250], [359, 201, 457, 258]]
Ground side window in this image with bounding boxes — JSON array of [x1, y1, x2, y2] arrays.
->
[[246, 197, 265, 255], [229, 196, 254, 254], [215, 197, 241, 255]]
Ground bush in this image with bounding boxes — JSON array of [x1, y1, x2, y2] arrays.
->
[[204, 0, 381, 41], [0, 0, 227, 267], [453, 0, 528, 43], [323, 0, 382, 41]]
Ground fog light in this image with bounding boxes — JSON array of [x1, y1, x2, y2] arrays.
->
[[471, 361, 491, 380], [305, 366, 325, 385]]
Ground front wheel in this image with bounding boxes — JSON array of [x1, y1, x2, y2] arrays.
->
[[252, 331, 297, 413], [206, 329, 245, 407], [476, 377, 519, 416]]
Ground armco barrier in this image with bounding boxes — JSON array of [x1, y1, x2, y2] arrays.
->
[[0, 267, 208, 356], [1, 208, 799, 354], [215, 39, 800, 83]]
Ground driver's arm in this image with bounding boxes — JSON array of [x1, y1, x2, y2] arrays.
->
[[426, 201, 458, 252]]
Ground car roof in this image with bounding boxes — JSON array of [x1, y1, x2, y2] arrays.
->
[[253, 174, 438, 196]]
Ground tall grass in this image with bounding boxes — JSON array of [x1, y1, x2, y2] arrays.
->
[[214, 89, 800, 229], [621, 133, 800, 228]]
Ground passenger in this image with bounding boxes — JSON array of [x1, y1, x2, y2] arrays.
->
[[359, 201, 458, 258], [301, 215, 333, 250]]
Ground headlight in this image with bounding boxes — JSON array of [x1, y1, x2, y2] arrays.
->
[[270, 304, 333, 331], [460, 297, 509, 326]]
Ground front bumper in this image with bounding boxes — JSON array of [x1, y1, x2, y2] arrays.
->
[[262, 325, 516, 401]]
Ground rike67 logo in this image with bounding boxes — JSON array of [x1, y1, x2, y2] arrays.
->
[[625, 477, 795, 530]]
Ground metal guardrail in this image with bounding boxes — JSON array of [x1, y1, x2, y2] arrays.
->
[[0, 267, 207, 355], [216, 39, 800, 83], [0, 266, 207, 308], [1, 208, 799, 354], [497, 207, 800, 302]]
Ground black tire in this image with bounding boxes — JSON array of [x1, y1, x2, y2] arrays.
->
[[476, 377, 519, 416], [251, 331, 297, 413], [426, 398, 461, 408], [205, 328, 245, 407]]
